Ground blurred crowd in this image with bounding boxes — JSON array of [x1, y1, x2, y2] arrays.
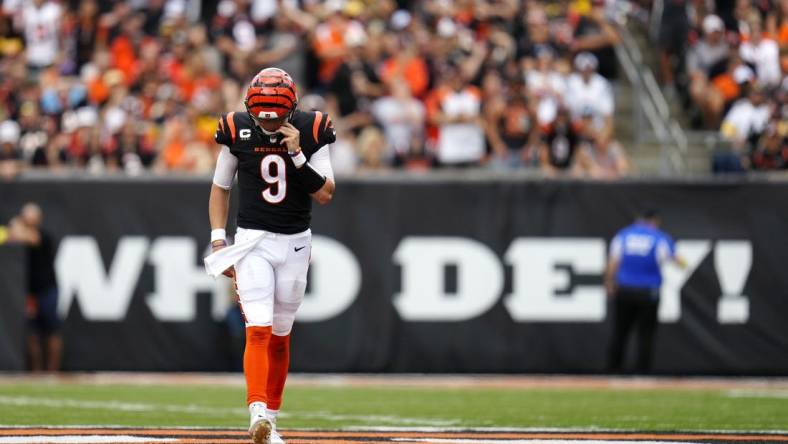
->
[[658, 0, 788, 172], [0, 0, 632, 180]]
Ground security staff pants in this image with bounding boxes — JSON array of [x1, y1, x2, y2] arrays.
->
[[607, 286, 659, 373]]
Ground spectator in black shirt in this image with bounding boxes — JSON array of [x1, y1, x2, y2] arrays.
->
[[327, 28, 382, 132], [657, 0, 690, 91], [571, 6, 620, 80], [72, 0, 100, 71], [539, 107, 584, 176], [8, 203, 62, 373], [751, 119, 788, 170]]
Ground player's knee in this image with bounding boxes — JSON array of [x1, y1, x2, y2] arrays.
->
[[269, 334, 290, 357], [241, 290, 274, 327], [272, 321, 294, 336], [246, 326, 272, 345], [272, 301, 301, 336], [272, 313, 297, 336]]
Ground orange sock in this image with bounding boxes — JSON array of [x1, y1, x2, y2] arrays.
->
[[244, 326, 272, 406], [266, 333, 291, 410]]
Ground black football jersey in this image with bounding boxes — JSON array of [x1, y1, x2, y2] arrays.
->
[[215, 110, 336, 234]]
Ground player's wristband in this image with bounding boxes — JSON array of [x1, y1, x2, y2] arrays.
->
[[290, 150, 307, 168], [210, 228, 226, 243], [294, 163, 327, 194]]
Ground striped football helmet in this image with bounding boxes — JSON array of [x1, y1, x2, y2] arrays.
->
[[244, 67, 298, 122]]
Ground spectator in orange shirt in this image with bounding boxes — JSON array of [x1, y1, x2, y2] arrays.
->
[[686, 15, 730, 128], [380, 37, 430, 99], [311, 2, 363, 86], [764, 0, 788, 47], [158, 115, 187, 171], [710, 54, 756, 112], [178, 52, 221, 103], [108, 13, 145, 85]]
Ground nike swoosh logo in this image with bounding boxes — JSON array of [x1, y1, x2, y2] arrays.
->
[[294, 246, 306, 252]]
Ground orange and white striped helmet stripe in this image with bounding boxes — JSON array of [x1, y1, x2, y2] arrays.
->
[[244, 67, 298, 120]]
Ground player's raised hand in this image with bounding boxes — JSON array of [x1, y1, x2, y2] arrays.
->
[[279, 123, 301, 155]]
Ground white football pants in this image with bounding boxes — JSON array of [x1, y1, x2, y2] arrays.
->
[[233, 227, 311, 335]]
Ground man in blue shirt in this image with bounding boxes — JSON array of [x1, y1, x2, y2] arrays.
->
[[605, 209, 686, 373]]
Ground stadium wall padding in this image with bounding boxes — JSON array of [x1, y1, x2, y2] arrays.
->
[[1, 178, 787, 374], [0, 246, 26, 370]]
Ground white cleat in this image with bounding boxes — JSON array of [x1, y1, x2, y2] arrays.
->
[[249, 415, 272, 444], [269, 416, 285, 444], [249, 403, 273, 444], [269, 428, 285, 444]]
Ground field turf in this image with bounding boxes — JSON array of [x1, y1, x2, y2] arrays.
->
[[0, 375, 786, 432]]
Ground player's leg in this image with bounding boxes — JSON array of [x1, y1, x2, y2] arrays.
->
[[235, 248, 277, 443], [266, 329, 290, 444], [607, 289, 639, 372], [266, 333, 291, 415], [45, 335, 62, 373], [26, 334, 43, 372], [37, 286, 62, 372], [635, 296, 660, 374], [267, 233, 311, 439], [26, 295, 43, 372]]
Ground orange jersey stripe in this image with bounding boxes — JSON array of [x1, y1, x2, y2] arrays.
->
[[313, 111, 323, 143], [226, 112, 236, 143]]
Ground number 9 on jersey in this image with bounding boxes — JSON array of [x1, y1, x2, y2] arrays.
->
[[261, 155, 287, 204]]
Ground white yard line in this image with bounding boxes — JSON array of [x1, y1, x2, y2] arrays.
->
[[726, 389, 788, 399], [0, 396, 245, 416], [0, 426, 227, 430], [3, 373, 788, 391], [0, 437, 175, 443], [0, 396, 459, 427], [1, 425, 787, 434], [281, 412, 461, 427]]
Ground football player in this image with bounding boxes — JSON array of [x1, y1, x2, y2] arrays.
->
[[205, 67, 336, 444]]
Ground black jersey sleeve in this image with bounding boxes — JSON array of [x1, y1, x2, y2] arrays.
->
[[214, 112, 236, 146], [315, 112, 336, 146], [304, 111, 336, 148]]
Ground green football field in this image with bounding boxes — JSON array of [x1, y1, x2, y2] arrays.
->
[[0, 376, 787, 432]]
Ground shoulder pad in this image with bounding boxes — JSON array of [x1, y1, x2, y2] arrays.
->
[[310, 111, 336, 146], [214, 112, 250, 145]]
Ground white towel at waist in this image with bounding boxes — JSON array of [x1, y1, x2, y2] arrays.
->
[[203, 230, 266, 277]]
